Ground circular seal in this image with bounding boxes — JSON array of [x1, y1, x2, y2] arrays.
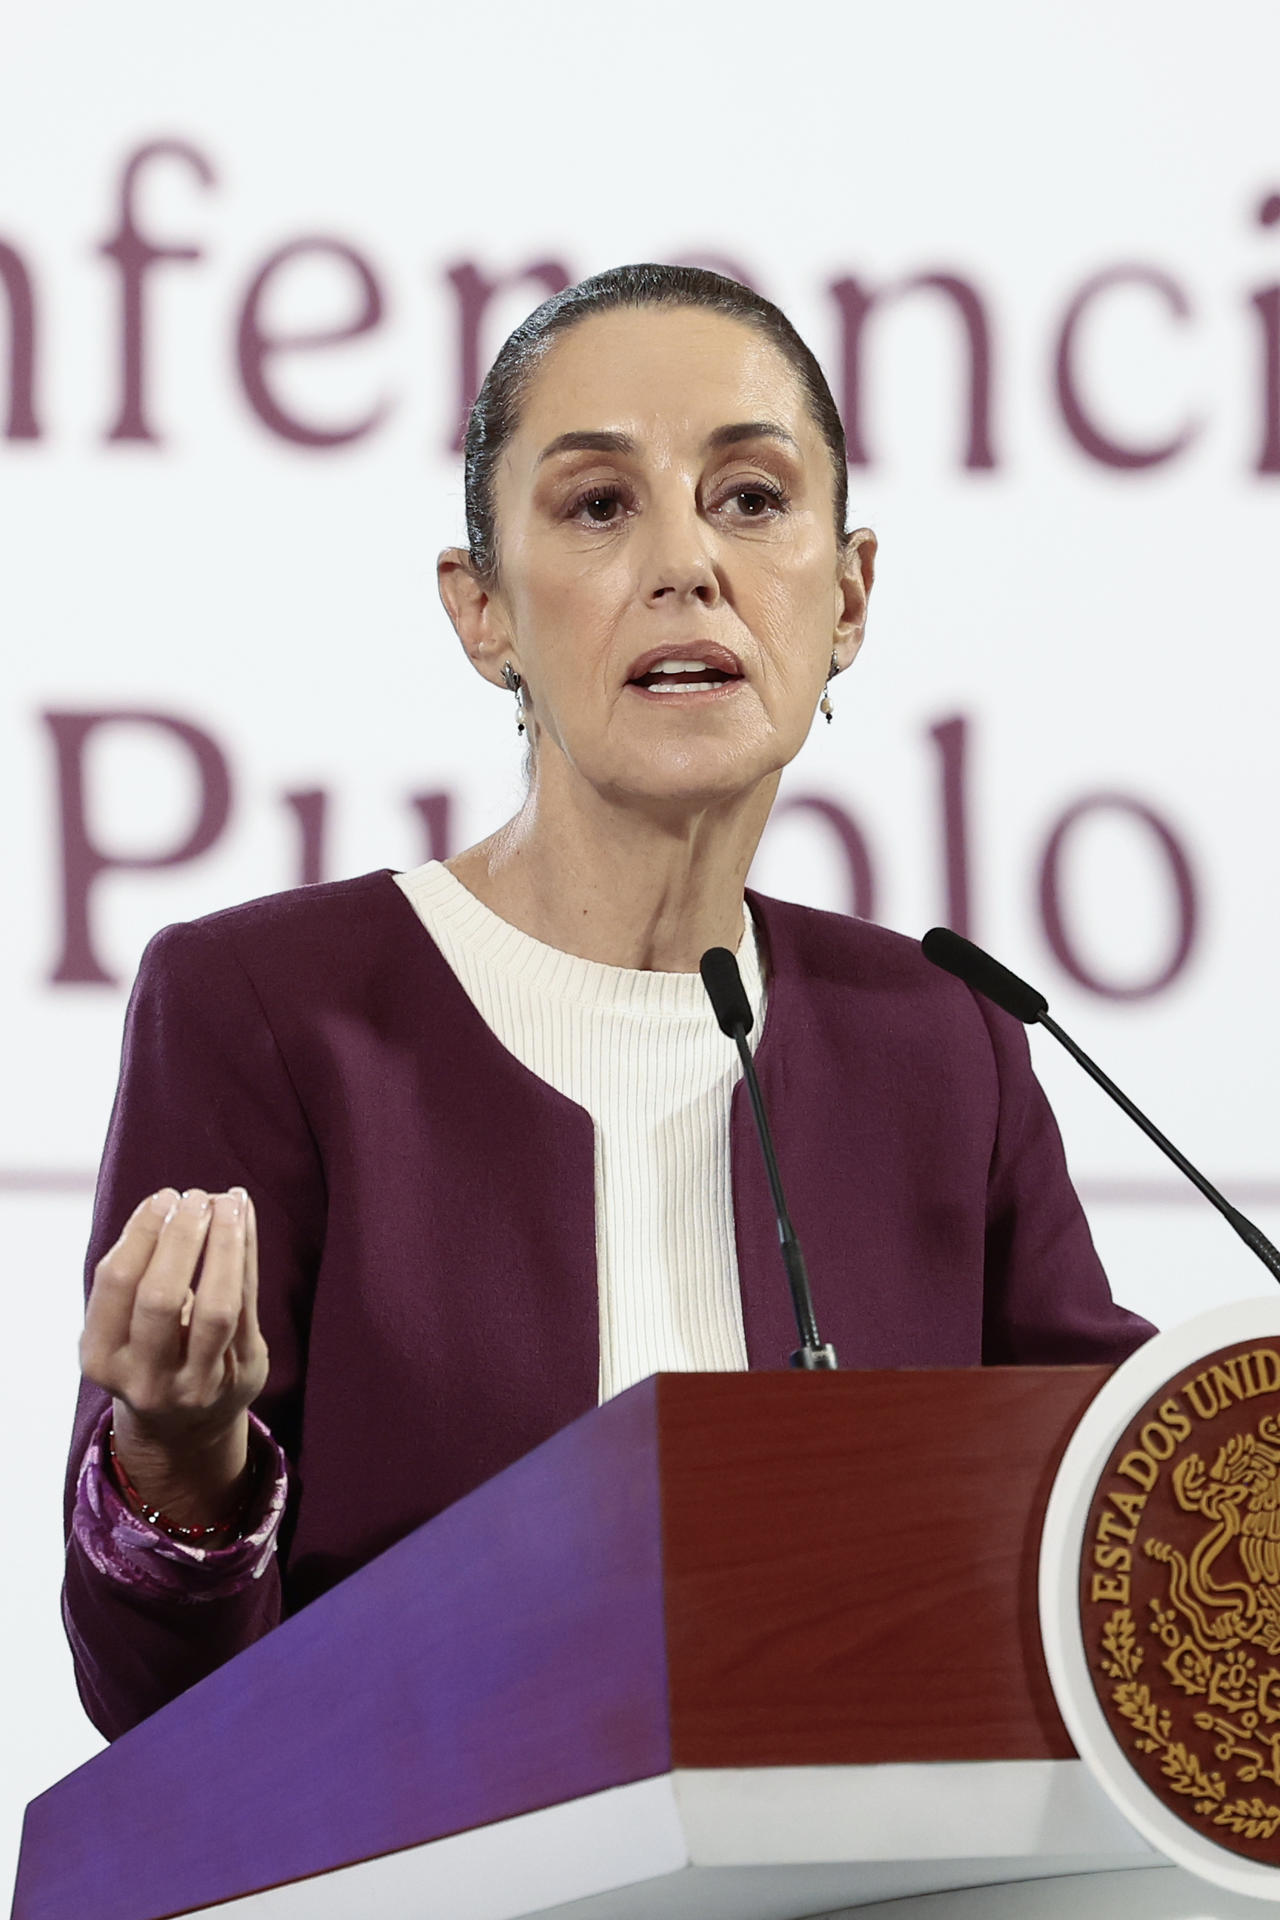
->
[[1041, 1298, 1280, 1902]]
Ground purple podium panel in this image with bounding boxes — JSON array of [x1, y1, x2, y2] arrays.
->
[[14, 1381, 671, 1920]]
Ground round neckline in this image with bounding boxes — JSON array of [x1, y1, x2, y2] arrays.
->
[[380, 864, 782, 1087], [397, 859, 762, 1003]]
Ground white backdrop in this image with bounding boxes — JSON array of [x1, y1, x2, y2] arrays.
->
[[6, 0, 1280, 1896]]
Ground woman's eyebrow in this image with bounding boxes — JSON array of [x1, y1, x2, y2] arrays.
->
[[537, 430, 635, 464], [706, 421, 800, 453], [535, 421, 800, 465]]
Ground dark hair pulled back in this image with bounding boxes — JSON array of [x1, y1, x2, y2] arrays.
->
[[463, 263, 849, 581]]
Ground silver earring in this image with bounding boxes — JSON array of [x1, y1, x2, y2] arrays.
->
[[819, 650, 838, 724], [501, 662, 525, 734]]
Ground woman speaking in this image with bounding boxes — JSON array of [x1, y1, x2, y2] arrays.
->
[[64, 264, 1152, 1739]]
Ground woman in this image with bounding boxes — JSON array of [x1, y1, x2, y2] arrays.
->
[[65, 264, 1152, 1740]]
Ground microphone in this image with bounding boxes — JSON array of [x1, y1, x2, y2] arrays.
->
[[700, 946, 838, 1369], [921, 926, 1280, 1286]]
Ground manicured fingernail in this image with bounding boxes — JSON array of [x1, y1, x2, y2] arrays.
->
[[180, 1188, 210, 1214], [230, 1186, 248, 1205], [215, 1191, 241, 1222], [149, 1189, 177, 1217]]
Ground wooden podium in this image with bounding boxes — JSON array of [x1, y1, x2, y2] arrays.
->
[[14, 1370, 1177, 1920]]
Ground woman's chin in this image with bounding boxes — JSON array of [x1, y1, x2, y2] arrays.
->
[[594, 735, 786, 812]]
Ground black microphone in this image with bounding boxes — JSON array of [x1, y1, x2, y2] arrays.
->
[[700, 946, 838, 1369], [921, 925, 1280, 1285]]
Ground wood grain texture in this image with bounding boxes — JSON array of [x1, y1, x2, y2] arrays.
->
[[657, 1368, 1109, 1767]]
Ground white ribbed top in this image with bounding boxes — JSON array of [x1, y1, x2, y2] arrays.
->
[[392, 860, 766, 1402]]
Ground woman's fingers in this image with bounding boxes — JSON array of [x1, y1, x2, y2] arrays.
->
[[127, 1189, 214, 1378], [182, 1191, 246, 1389], [81, 1189, 179, 1370], [81, 1182, 268, 1426], [232, 1190, 262, 1364]]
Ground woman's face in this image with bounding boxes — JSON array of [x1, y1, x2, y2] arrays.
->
[[442, 306, 875, 812]]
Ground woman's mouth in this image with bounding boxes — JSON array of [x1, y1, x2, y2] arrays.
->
[[625, 645, 746, 700], [632, 660, 737, 694]]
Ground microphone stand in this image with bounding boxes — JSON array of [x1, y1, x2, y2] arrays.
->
[[1037, 1010, 1280, 1285], [727, 1020, 839, 1369], [922, 925, 1280, 1288], [700, 946, 837, 1369]]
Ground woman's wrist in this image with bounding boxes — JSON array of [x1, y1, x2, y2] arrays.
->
[[109, 1402, 252, 1531], [74, 1406, 289, 1600]]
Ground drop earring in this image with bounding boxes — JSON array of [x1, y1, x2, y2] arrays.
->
[[819, 650, 838, 724], [501, 662, 525, 734]]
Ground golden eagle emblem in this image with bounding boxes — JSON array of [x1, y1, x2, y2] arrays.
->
[[1084, 1352, 1280, 1861], [1150, 1416, 1280, 1657]]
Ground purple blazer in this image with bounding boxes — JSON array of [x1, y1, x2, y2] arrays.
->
[[63, 872, 1153, 1737]]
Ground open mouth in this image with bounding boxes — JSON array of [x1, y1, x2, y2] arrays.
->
[[625, 648, 746, 699], [630, 661, 739, 693]]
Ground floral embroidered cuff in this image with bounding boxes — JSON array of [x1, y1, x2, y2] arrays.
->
[[71, 1407, 287, 1604]]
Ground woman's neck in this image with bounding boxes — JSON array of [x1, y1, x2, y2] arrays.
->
[[446, 772, 777, 972]]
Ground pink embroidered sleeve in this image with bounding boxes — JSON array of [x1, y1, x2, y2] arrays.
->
[[71, 1407, 288, 1604]]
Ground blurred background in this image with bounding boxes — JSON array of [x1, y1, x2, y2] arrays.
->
[[6, 0, 1279, 1892]]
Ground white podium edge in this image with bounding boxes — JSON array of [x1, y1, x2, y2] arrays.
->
[[184, 1758, 1154, 1920]]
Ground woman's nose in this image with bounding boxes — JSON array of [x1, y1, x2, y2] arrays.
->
[[650, 568, 718, 605], [641, 503, 721, 606]]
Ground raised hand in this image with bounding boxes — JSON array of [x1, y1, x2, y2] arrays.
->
[[80, 1186, 270, 1527]]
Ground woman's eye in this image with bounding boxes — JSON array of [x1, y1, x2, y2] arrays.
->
[[722, 485, 786, 518], [568, 488, 627, 524]]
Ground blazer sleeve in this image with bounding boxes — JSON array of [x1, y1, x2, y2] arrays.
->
[[975, 991, 1156, 1365], [63, 917, 327, 1739]]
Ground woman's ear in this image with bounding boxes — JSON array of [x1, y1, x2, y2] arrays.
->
[[833, 527, 877, 672], [437, 548, 516, 686]]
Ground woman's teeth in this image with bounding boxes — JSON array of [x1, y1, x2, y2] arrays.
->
[[637, 659, 732, 691]]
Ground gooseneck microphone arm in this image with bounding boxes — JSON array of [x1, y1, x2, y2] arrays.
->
[[700, 947, 838, 1369], [921, 925, 1280, 1287]]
